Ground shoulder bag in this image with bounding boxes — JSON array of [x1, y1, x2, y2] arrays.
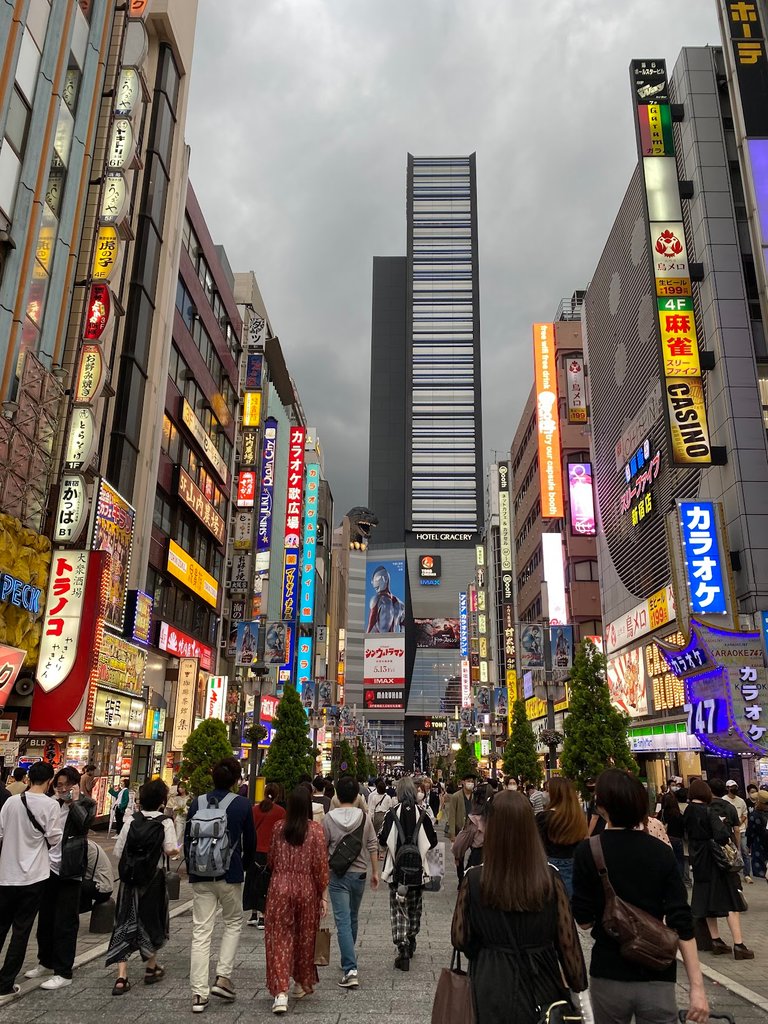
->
[[589, 835, 678, 971], [431, 949, 475, 1024]]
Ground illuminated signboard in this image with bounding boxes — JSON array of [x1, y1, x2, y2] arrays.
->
[[167, 538, 219, 609], [157, 621, 213, 670], [242, 392, 262, 429], [92, 225, 119, 281], [95, 632, 146, 695], [91, 689, 145, 732], [631, 59, 712, 466], [114, 67, 140, 117], [92, 479, 135, 633], [0, 644, 28, 709], [100, 172, 128, 225], [532, 323, 564, 517], [236, 470, 256, 508], [129, 590, 153, 645], [245, 354, 263, 389], [83, 283, 111, 340], [205, 675, 228, 721], [542, 533, 567, 625], [280, 426, 306, 622], [566, 357, 587, 423], [299, 464, 319, 623], [64, 406, 97, 469], [297, 636, 313, 694], [256, 418, 278, 564], [241, 429, 258, 468], [74, 344, 106, 403], [107, 118, 135, 169], [619, 439, 661, 527], [171, 657, 198, 751], [459, 592, 469, 657], [605, 584, 676, 654], [177, 466, 226, 545], [567, 463, 596, 536], [418, 554, 441, 585], [36, 550, 88, 691], [363, 637, 405, 689], [678, 500, 728, 616]]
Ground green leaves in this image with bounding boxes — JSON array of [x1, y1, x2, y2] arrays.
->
[[503, 700, 542, 785], [260, 685, 315, 792], [454, 729, 478, 781], [179, 718, 235, 797]]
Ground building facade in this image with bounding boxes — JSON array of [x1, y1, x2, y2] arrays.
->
[[368, 154, 484, 765]]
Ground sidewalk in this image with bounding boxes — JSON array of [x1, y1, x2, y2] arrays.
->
[[0, 841, 767, 1022]]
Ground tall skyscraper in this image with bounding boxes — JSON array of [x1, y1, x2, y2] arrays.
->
[[366, 154, 484, 766]]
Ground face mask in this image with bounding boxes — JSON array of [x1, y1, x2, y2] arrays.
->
[[416, 791, 424, 803], [507, 783, 517, 791], [464, 782, 475, 792]]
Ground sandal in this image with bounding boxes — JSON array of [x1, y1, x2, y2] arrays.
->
[[144, 965, 165, 985], [112, 978, 131, 996]]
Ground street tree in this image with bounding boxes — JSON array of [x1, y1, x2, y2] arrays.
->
[[561, 639, 637, 795], [503, 700, 542, 785], [335, 738, 356, 778], [179, 718, 234, 797], [260, 685, 315, 792], [453, 729, 478, 781]]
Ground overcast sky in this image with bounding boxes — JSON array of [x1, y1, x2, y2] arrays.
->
[[186, 0, 721, 522]]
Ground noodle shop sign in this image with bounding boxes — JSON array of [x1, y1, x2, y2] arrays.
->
[[657, 619, 768, 757]]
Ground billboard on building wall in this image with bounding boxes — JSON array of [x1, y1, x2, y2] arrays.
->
[[414, 618, 460, 649], [298, 464, 319, 623], [256, 418, 278, 559], [678, 500, 728, 617], [280, 427, 306, 622], [566, 357, 587, 423], [568, 463, 596, 536], [364, 559, 405, 633], [532, 323, 564, 518], [606, 647, 648, 718], [363, 636, 405, 689], [542, 533, 567, 626], [91, 479, 135, 632], [518, 624, 545, 672]]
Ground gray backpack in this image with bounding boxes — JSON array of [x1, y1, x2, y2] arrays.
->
[[188, 792, 237, 877]]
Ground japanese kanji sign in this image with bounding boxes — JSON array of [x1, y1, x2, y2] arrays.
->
[[36, 550, 90, 693], [171, 657, 198, 751], [721, 0, 768, 136], [363, 636, 405, 689], [280, 426, 306, 622], [298, 464, 319, 623]]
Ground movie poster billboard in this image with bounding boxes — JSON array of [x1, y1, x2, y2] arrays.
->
[[265, 621, 291, 665], [414, 617, 460, 649], [363, 636, 405, 688], [493, 687, 508, 718], [364, 559, 405, 633], [606, 647, 648, 717], [518, 624, 545, 671], [549, 625, 574, 671], [91, 479, 135, 631], [235, 620, 259, 666]]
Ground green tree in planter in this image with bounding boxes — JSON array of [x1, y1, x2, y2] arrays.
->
[[335, 738, 356, 778], [561, 640, 637, 796], [354, 739, 372, 782], [260, 685, 315, 792], [453, 730, 478, 781], [179, 718, 235, 797], [503, 700, 542, 785]]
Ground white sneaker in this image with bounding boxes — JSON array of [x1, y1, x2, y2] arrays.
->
[[272, 993, 288, 1013], [0, 986, 20, 1005], [338, 969, 359, 988], [24, 965, 53, 979], [41, 975, 73, 990]]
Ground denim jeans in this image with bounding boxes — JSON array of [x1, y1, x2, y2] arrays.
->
[[741, 834, 752, 878], [328, 872, 366, 973], [548, 856, 574, 897]]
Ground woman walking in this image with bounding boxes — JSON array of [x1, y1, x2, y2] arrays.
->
[[573, 769, 709, 1023], [265, 786, 328, 1014], [452, 783, 490, 872], [246, 783, 286, 928], [451, 790, 587, 1024], [660, 791, 686, 877], [746, 788, 768, 879], [165, 782, 190, 848], [107, 779, 178, 994], [684, 778, 754, 958], [535, 776, 586, 897]]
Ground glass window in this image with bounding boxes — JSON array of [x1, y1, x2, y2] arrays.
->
[[144, 153, 169, 231], [157, 45, 180, 111], [5, 86, 30, 158], [573, 561, 599, 582], [153, 491, 172, 535], [149, 93, 175, 174], [135, 217, 162, 295]]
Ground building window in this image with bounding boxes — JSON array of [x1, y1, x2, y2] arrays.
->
[[573, 560, 599, 582], [153, 491, 172, 535], [5, 86, 31, 158]]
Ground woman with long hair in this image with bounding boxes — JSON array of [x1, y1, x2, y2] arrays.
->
[[264, 786, 328, 1014], [246, 783, 286, 928], [683, 778, 753, 958], [165, 782, 190, 848], [573, 769, 709, 1024], [451, 790, 586, 1023], [535, 777, 587, 896], [660, 790, 685, 877]]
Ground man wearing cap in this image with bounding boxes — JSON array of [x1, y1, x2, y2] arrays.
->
[[725, 780, 752, 884]]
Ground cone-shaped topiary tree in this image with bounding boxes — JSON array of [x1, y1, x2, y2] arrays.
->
[[502, 700, 542, 785], [354, 739, 373, 782], [335, 738, 356, 778], [453, 729, 478, 781], [561, 639, 637, 796], [179, 717, 235, 797], [260, 685, 315, 793]]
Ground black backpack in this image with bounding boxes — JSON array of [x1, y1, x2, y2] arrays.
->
[[393, 808, 425, 889], [118, 813, 165, 888], [329, 816, 366, 877]]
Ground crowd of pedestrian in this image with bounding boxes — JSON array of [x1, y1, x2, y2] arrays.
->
[[0, 759, 765, 1023]]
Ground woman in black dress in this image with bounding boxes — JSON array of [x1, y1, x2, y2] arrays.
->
[[660, 791, 686, 877], [683, 778, 753, 959], [451, 790, 587, 1024]]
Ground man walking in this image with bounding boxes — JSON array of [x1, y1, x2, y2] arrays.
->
[[379, 777, 437, 972], [444, 773, 475, 886], [28, 766, 95, 991], [6, 768, 28, 796], [185, 757, 254, 1014], [725, 780, 752, 885], [323, 775, 379, 988], [0, 762, 62, 1003], [526, 782, 547, 814]]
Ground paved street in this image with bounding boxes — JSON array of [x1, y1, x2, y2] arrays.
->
[[1, 840, 768, 1022]]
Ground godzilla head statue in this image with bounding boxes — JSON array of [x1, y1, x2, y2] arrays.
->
[[346, 507, 379, 545]]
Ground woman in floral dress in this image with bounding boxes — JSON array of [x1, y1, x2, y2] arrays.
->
[[265, 786, 329, 1014]]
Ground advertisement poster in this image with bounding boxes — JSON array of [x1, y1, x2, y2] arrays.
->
[[549, 625, 574, 671], [493, 687, 508, 718], [474, 686, 491, 716], [364, 559, 406, 633], [568, 463, 596, 536], [92, 479, 135, 631], [363, 636, 405, 687], [518, 624, 545, 672], [606, 647, 648, 718], [414, 618, 460, 649], [265, 621, 291, 665], [235, 620, 259, 666]]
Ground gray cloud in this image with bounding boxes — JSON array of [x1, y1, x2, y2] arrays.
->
[[186, 0, 720, 522]]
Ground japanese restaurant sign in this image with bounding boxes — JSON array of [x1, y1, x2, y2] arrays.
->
[[280, 427, 306, 621], [177, 466, 226, 545], [171, 657, 198, 750]]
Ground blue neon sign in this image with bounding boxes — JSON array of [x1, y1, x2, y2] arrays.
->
[[679, 500, 727, 616], [296, 635, 313, 695]]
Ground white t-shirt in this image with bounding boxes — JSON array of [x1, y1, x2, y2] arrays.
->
[[726, 794, 748, 834], [367, 791, 394, 817], [114, 810, 178, 869], [0, 792, 64, 886], [47, 801, 71, 875]]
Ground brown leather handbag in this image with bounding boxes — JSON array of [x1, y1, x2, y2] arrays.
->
[[589, 836, 678, 971], [431, 950, 475, 1024]]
